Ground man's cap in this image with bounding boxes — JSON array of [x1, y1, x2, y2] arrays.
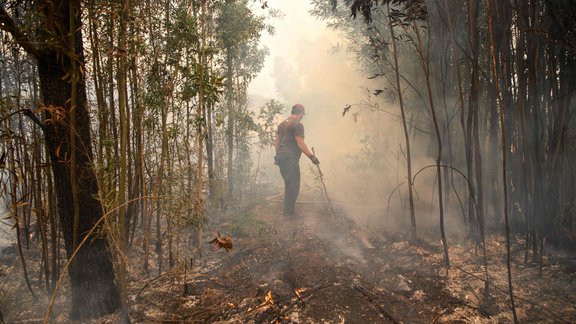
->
[[292, 103, 305, 115]]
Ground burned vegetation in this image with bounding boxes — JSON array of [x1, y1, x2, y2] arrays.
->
[[1, 0, 576, 323]]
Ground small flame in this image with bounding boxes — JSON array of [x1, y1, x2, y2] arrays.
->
[[264, 291, 275, 305], [294, 287, 308, 298], [256, 291, 275, 308]]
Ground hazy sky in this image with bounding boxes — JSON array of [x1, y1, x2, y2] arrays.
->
[[249, 1, 338, 101]]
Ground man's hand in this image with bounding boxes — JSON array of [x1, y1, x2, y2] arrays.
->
[[310, 155, 320, 165]]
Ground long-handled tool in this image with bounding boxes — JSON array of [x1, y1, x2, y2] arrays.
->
[[312, 147, 336, 221]]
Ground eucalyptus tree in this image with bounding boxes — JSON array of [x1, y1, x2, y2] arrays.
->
[[216, 0, 268, 205], [0, 1, 120, 319]]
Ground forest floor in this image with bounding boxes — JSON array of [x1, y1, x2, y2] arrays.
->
[[1, 188, 576, 323]]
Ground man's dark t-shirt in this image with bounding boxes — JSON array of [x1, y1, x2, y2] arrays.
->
[[276, 117, 305, 159]]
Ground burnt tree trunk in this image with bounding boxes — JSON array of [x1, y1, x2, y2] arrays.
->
[[36, 1, 120, 319]]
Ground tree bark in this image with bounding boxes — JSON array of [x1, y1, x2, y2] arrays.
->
[[413, 21, 450, 268], [36, 1, 120, 319], [388, 4, 417, 241], [486, 0, 518, 321]]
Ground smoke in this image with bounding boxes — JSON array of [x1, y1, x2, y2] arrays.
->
[[249, 3, 469, 247]]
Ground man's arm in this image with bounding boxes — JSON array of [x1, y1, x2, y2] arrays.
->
[[295, 136, 315, 159], [295, 136, 320, 164]]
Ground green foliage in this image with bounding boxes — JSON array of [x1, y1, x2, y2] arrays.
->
[[330, 0, 427, 23], [218, 1, 265, 50], [234, 44, 269, 83], [180, 63, 225, 104], [143, 63, 169, 109], [256, 99, 284, 147], [232, 106, 258, 184], [166, 8, 200, 51]]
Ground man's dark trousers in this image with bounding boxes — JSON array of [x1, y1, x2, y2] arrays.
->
[[278, 157, 300, 215]]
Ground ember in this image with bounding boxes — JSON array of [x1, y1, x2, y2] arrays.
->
[[295, 287, 307, 296], [263, 291, 275, 306]]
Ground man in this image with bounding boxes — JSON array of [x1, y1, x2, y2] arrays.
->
[[275, 103, 320, 216]]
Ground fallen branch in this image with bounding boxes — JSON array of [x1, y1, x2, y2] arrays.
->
[[268, 284, 327, 323], [292, 288, 306, 306], [352, 281, 399, 324]]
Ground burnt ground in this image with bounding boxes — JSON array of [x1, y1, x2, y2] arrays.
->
[[1, 188, 576, 323]]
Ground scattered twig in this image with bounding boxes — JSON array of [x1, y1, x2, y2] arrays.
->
[[452, 264, 569, 323], [207, 278, 231, 290], [136, 273, 169, 300], [270, 284, 327, 322], [292, 288, 306, 306], [352, 281, 399, 324]]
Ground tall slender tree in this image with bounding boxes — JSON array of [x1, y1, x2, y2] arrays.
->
[[0, 1, 120, 319]]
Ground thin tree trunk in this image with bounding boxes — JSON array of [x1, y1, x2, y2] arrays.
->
[[465, 0, 478, 238], [206, 101, 215, 202], [413, 21, 450, 268], [87, 0, 107, 168], [34, 132, 51, 291], [388, 5, 417, 241], [486, 0, 518, 321], [142, 0, 154, 270], [128, 10, 143, 246], [6, 139, 35, 298], [45, 144, 59, 292], [445, 0, 489, 293], [108, 13, 119, 165], [195, 0, 207, 256], [116, 0, 130, 320], [225, 0, 234, 206]]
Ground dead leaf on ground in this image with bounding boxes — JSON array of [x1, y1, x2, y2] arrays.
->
[[209, 231, 233, 252]]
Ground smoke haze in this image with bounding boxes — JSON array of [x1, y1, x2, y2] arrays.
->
[[249, 1, 468, 242]]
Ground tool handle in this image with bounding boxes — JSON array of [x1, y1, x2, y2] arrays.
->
[[311, 147, 323, 176]]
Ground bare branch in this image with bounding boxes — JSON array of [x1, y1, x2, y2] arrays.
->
[[0, 6, 40, 59]]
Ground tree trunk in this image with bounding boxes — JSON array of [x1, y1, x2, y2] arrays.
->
[[388, 5, 417, 241], [226, 44, 234, 206], [37, 1, 119, 319], [486, 0, 518, 321], [116, 0, 131, 320], [413, 21, 450, 268]]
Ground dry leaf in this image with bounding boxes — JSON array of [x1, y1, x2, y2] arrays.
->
[[209, 231, 233, 252]]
